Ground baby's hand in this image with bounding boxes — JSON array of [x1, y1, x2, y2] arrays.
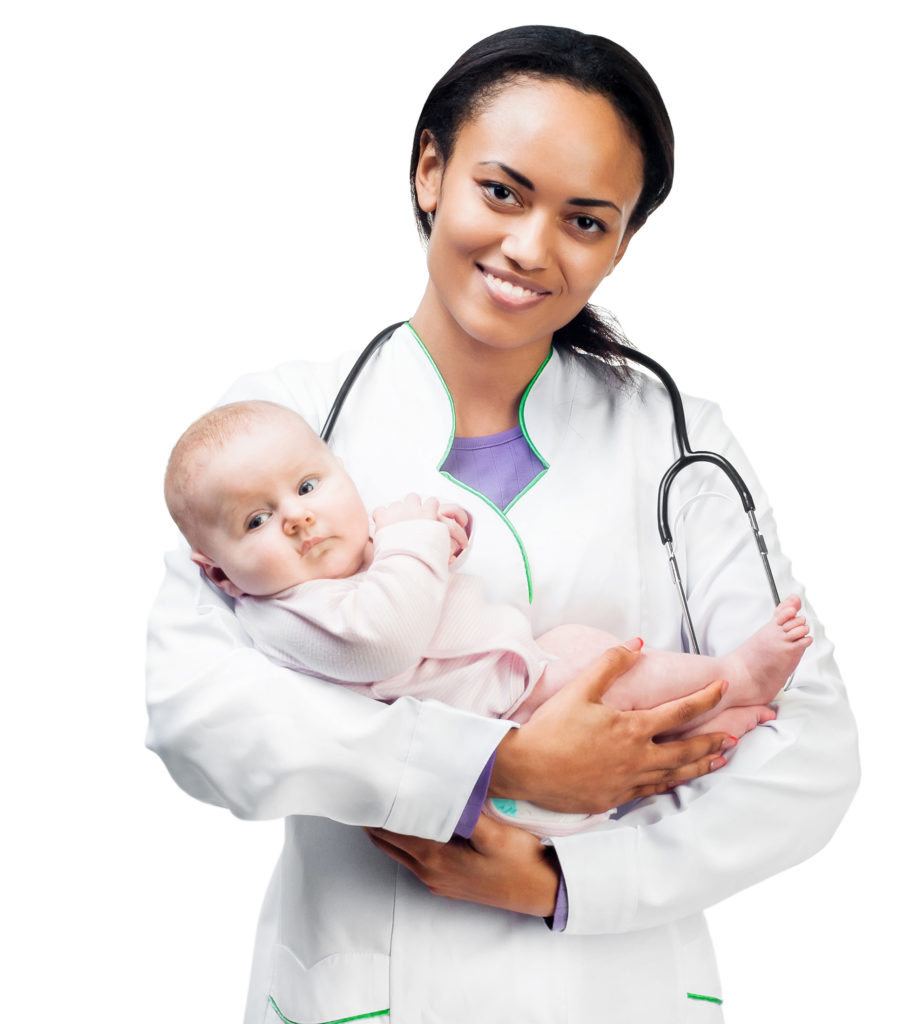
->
[[373, 493, 442, 531], [372, 496, 471, 565], [438, 503, 471, 564]]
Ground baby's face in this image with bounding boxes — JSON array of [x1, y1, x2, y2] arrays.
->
[[191, 410, 372, 597]]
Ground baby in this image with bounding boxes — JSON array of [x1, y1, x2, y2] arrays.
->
[[164, 400, 812, 835]]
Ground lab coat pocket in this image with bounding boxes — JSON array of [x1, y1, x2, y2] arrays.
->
[[265, 945, 390, 1024], [672, 915, 724, 1022]]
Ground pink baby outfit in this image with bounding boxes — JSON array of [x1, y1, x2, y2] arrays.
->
[[235, 519, 548, 720], [236, 517, 612, 839]]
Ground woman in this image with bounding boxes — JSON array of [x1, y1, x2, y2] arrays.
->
[[146, 25, 858, 1023]]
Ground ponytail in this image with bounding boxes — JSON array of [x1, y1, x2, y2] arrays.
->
[[553, 304, 634, 382]]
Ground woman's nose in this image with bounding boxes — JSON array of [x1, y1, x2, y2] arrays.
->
[[500, 213, 551, 272]]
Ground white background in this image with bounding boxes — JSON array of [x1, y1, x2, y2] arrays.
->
[[2, 1, 898, 1020]]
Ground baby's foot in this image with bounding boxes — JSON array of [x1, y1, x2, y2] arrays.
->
[[725, 595, 812, 705], [683, 703, 778, 740]]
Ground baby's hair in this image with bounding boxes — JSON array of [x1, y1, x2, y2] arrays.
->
[[164, 400, 305, 544]]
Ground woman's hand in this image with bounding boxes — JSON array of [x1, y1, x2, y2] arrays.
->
[[365, 814, 559, 917], [491, 645, 733, 814]]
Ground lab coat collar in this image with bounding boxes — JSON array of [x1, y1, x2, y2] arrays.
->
[[386, 321, 595, 472]]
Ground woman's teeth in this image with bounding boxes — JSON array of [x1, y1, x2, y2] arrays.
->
[[484, 272, 540, 298]]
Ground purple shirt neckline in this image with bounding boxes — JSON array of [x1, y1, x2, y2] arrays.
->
[[442, 426, 545, 512]]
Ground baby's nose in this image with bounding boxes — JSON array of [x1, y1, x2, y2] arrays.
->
[[283, 502, 314, 535]]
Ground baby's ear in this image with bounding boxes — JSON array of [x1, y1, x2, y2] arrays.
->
[[190, 551, 245, 600]]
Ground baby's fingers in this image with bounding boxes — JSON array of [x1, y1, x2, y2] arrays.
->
[[442, 516, 469, 563], [420, 495, 440, 519], [373, 493, 440, 529], [437, 503, 471, 531]]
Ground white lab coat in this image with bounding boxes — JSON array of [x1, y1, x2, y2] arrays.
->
[[146, 324, 858, 1023]]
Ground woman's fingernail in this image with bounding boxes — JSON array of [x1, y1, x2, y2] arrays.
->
[[710, 756, 727, 770], [720, 680, 729, 695], [721, 735, 738, 751], [621, 637, 644, 652]]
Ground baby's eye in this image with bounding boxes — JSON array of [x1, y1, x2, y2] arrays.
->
[[247, 512, 271, 531], [299, 477, 320, 495]]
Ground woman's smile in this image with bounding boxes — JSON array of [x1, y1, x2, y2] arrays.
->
[[478, 264, 552, 308]]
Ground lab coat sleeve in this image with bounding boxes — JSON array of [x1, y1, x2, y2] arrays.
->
[[237, 520, 454, 683], [553, 400, 860, 935], [145, 365, 510, 835]]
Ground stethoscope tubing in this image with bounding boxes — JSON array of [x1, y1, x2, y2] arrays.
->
[[322, 325, 782, 656]]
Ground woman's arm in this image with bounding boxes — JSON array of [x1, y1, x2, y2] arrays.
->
[[554, 400, 858, 934], [148, 542, 728, 831], [365, 401, 858, 928], [146, 541, 511, 833], [362, 645, 732, 914]]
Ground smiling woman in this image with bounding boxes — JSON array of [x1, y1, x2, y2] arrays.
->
[[146, 23, 858, 1024], [411, 79, 645, 435]]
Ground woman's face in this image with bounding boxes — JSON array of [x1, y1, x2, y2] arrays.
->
[[414, 78, 645, 359]]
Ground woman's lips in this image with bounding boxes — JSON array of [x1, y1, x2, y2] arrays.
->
[[479, 266, 550, 308]]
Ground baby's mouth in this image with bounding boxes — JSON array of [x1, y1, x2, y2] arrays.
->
[[299, 537, 325, 557]]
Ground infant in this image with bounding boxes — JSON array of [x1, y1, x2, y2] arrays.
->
[[164, 400, 812, 835]]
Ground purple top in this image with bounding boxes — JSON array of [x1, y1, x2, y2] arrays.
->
[[441, 425, 546, 510], [446, 425, 567, 929]]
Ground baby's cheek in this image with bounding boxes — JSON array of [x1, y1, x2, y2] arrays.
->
[[250, 550, 289, 593]]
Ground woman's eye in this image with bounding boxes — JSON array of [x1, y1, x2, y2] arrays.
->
[[299, 477, 319, 495], [484, 182, 516, 204], [247, 512, 271, 531], [571, 214, 605, 234]]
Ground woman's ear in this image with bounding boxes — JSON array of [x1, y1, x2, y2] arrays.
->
[[191, 551, 245, 600], [414, 130, 442, 214]]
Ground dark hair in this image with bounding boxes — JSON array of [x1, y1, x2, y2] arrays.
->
[[408, 25, 674, 369]]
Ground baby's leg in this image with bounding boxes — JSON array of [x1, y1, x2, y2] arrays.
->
[[602, 596, 811, 727], [508, 624, 620, 724], [514, 597, 811, 735], [682, 703, 777, 739]]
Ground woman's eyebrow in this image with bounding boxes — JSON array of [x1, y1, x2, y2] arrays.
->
[[479, 161, 622, 214], [481, 161, 535, 191], [568, 196, 621, 213]]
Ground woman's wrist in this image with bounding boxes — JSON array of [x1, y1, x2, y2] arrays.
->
[[487, 727, 532, 802]]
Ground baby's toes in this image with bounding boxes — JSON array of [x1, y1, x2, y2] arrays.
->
[[781, 614, 807, 633], [752, 705, 778, 725], [785, 622, 811, 642], [774, 596, 802, 625]]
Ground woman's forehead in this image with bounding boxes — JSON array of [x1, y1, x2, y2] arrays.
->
[[452, 78, 644, 208]]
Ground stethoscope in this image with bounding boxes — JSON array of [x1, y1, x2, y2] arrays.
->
[[321, 322, 782, 658]]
